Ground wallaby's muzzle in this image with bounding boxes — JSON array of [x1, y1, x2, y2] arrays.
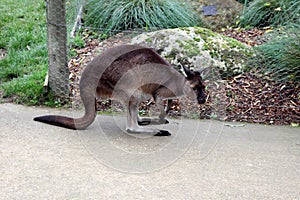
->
[[197, 96, 206, 104]]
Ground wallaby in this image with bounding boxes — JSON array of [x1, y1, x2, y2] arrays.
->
[[34, 44, 207, 136]]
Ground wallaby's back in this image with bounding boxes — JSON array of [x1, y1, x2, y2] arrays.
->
[[94, 46, 171, 98]]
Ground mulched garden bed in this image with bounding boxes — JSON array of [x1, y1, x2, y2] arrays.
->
[[225, 73, 299, 125]]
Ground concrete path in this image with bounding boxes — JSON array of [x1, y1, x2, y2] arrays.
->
[[1, 103, 299, 199]]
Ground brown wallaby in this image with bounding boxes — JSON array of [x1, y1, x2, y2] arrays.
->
[[34, 44, 206, 136]]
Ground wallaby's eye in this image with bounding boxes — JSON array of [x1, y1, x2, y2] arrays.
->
[[192, 86, 201, 92]]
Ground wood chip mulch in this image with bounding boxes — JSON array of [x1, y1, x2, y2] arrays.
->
[[220, 27, 266, 46], [225, 73, 299, 125]]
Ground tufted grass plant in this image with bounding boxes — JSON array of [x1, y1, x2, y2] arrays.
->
[[254, 26, 300, 83], [85, 0, 201, 34], [239, 0, 300, 28]]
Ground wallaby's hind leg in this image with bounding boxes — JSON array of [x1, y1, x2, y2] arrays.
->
[[126, 98, 171, 136], [138, 99, 172, 126]]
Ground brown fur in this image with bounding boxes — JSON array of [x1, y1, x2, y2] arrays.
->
[[34, 45, 206, 135]]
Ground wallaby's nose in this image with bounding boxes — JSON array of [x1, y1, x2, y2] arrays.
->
[[197, 97, 206, 104]]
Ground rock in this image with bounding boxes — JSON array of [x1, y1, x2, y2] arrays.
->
[[131, 27, 255, 78]]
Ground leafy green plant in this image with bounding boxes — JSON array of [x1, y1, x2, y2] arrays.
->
[[69, 34, 85, 49], [138, 109, 147, 116], [239, 0, 300, 28], [253, 27, 300, 83], [209, 113, 218, 119], [85, 0, 201, 34]]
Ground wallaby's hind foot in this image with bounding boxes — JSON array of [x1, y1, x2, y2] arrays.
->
[[154, 130, 171, 136], [137, 118, 169, 126], [126, 127, 171, 136]]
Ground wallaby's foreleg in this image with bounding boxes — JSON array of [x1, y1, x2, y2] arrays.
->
[[126, 98, 171, 136], [159, 99, 172, 120], [138, 99, 171, 126]]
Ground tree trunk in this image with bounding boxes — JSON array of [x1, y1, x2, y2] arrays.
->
[[46, 0, 69, 98]]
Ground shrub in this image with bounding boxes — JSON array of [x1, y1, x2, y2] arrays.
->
[[85, 0, 200, 34], [254, 26, 300, 83], [239, 0, 300, 28]]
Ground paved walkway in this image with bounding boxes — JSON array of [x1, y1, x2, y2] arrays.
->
[[1, 103, 299, 199]]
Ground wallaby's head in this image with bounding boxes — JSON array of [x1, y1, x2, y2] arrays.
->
[[181, 65, 207, 104]]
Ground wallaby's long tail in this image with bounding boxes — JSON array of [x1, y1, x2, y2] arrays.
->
[[33, 113, 96, 130], [34, 98, 97, 130], [34, 115, 78, 130]]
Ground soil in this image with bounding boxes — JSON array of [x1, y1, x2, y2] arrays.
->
[[68, 29, 299, 126]]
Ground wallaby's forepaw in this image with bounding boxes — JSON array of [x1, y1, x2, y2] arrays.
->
[[137, 119, 151, 126], [138, 118, 169, 126], [154, 130, 171, 136]]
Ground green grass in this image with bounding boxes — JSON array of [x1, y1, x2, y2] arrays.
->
[[0, 0, 50, 105], [254, 26, 300, 83], [239, 0, 300, 28], [85, 0, 201, 34]]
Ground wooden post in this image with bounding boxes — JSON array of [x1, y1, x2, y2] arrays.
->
[[46, 0, 69, 98]]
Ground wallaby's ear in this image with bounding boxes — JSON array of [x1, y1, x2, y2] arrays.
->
[[179, 64, 194, 79], [198, 67, 209, 75], [197, 67, 211, 80]]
